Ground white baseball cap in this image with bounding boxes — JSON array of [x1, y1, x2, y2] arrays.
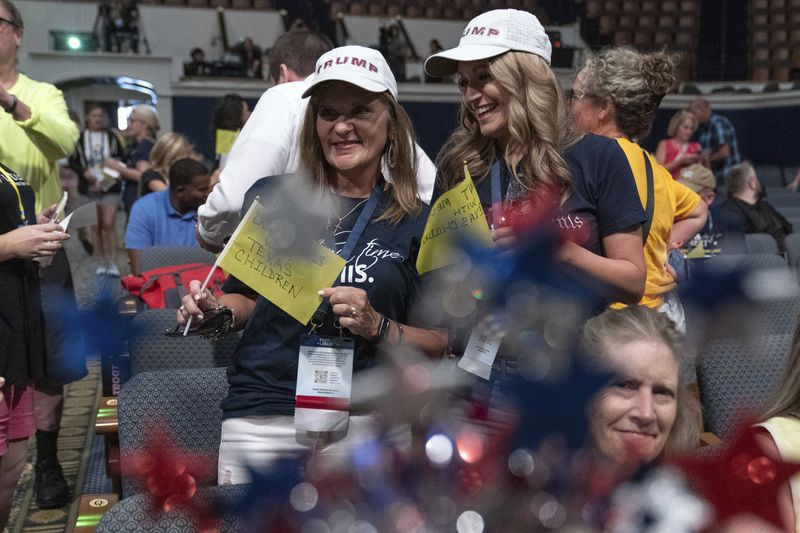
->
[[424, 9, 552, 78], [302, 45, 398, 100]]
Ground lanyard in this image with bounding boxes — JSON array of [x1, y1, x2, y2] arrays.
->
[[0, 165, 27, 226], [310, 184, 382, 327], [489, 160, 505, 229]]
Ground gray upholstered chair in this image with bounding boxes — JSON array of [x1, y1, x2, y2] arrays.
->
[[139, 246, 216, 272], [117, 367, 229, 498], [703, 252, 789, 273], [744, 233, 780, 255], [96, 484, 247, 532], [784, 233, 800, 269], [696, 333, 792, 439], [128, 309, 240, 376]]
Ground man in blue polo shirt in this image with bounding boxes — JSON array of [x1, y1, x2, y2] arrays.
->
[[125, 158, 210, 275]]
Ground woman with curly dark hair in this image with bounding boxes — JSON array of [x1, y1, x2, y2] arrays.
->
[[569, 47, 708, 330]]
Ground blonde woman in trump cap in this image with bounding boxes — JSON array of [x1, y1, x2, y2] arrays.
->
[[426, 9, 646, 306], [177, 46, 446, 484]]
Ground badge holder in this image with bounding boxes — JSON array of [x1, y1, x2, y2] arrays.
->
[[458, 314, 507, 380], [295, 311, 355, 432]]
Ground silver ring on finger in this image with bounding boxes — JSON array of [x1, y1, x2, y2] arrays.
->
[[180, 305, 185, 311]]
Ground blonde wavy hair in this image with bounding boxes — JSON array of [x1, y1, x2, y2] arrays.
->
[[436, 51, 577, 203], [298, 84, 420, 225], [666, 109, 698, 139], [581, 306, 700, 459], [129, 104, 160, 139], [148, 132, 195, 182]]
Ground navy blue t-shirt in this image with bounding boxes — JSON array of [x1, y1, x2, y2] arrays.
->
[[122, 138, 154, 213], [437, 134, 644, 255], [561, 134, 644, 254], [221, 175, 430, 419]]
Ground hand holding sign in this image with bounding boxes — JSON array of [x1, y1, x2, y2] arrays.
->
[[216, 200, 346, 324], [416, 162, 492, 274], [319, 286, 382, 339]]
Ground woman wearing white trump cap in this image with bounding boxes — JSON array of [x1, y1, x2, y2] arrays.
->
[[427, 9, 646, 306], [178, 45, 446, 484]]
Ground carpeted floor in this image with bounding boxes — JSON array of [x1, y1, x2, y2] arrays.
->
[[5, 362, 101, 533]]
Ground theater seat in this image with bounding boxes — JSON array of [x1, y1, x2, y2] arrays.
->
[[139, 245, 216, 273], [117, 367, 229, 497], [697, 333, 792, 438], [96, 484, 247, 532], [128, 309, 240, 376], [744, 233, 781, 255]]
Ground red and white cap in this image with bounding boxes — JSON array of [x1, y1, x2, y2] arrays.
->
[[424, 9, 552, 77], [303, 45, 398, 100]]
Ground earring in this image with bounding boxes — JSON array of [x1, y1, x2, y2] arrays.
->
[[386, 138, 397, 168]]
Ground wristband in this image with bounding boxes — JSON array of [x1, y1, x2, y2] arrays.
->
[[371, 314, 390, 344], [4, 95, 17, 114]]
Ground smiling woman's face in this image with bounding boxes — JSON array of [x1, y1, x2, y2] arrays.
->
[[314, 82, 391, 183], [589, 338, 679, 466], [457, 59, 511, 148]]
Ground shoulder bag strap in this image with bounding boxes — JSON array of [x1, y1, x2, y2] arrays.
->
[[642, 151, 655, 243]]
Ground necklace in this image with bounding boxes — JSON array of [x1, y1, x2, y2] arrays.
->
[[331, 196, 369, 236]]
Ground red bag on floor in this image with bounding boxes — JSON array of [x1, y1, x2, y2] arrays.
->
[[121, 263, 226, 309]]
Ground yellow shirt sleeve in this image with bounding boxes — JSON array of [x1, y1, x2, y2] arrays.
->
[[671, 178, 702, 221], [14, 79, 79, 162]]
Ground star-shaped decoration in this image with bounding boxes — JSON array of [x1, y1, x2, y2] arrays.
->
[[674, 421, 800, 530], [123, 423, 218, 530]]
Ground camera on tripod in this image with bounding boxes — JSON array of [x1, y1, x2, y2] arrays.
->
[[92, 0, 150, 54]]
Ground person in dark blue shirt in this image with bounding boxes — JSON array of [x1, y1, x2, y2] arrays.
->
[[125, 158, 210, 275], [426, 9, 645, 304], [177, 46, 446, 484]]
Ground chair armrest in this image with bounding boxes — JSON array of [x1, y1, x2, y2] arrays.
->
[[699, 432, 721, 447], [74, 493, 119, 532], [118, 296, 141, 315], [95, 397, 118, 435]]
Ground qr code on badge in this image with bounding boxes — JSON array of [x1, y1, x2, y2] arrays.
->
[[314, 370, 328, 384]]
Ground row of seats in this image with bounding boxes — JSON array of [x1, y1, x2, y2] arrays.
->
[[750, 0, 800, 81], [582, 0, 700, 81], [331, 0, 542, 21], [586, 0, 699, 15], [752, 0, 800, 11], [136, 0, 274, 8]]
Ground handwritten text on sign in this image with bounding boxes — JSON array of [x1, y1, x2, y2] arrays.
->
[[218, 203, 346, 324], [416, 164, 492, 274]]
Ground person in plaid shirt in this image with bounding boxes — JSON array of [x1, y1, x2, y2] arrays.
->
[[689, 98, 741, 182]]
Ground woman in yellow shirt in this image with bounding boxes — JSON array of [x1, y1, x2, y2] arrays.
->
[[569, 47, 708, 330]]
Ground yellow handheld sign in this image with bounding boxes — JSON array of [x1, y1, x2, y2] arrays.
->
[[416, 162, 492, 274], [218, 201, 346, 324]]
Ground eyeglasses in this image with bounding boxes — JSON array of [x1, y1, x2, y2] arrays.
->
[[0, 16, 18, 29], [316, 106, 374, 123], [567, 89, 595, 102]]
